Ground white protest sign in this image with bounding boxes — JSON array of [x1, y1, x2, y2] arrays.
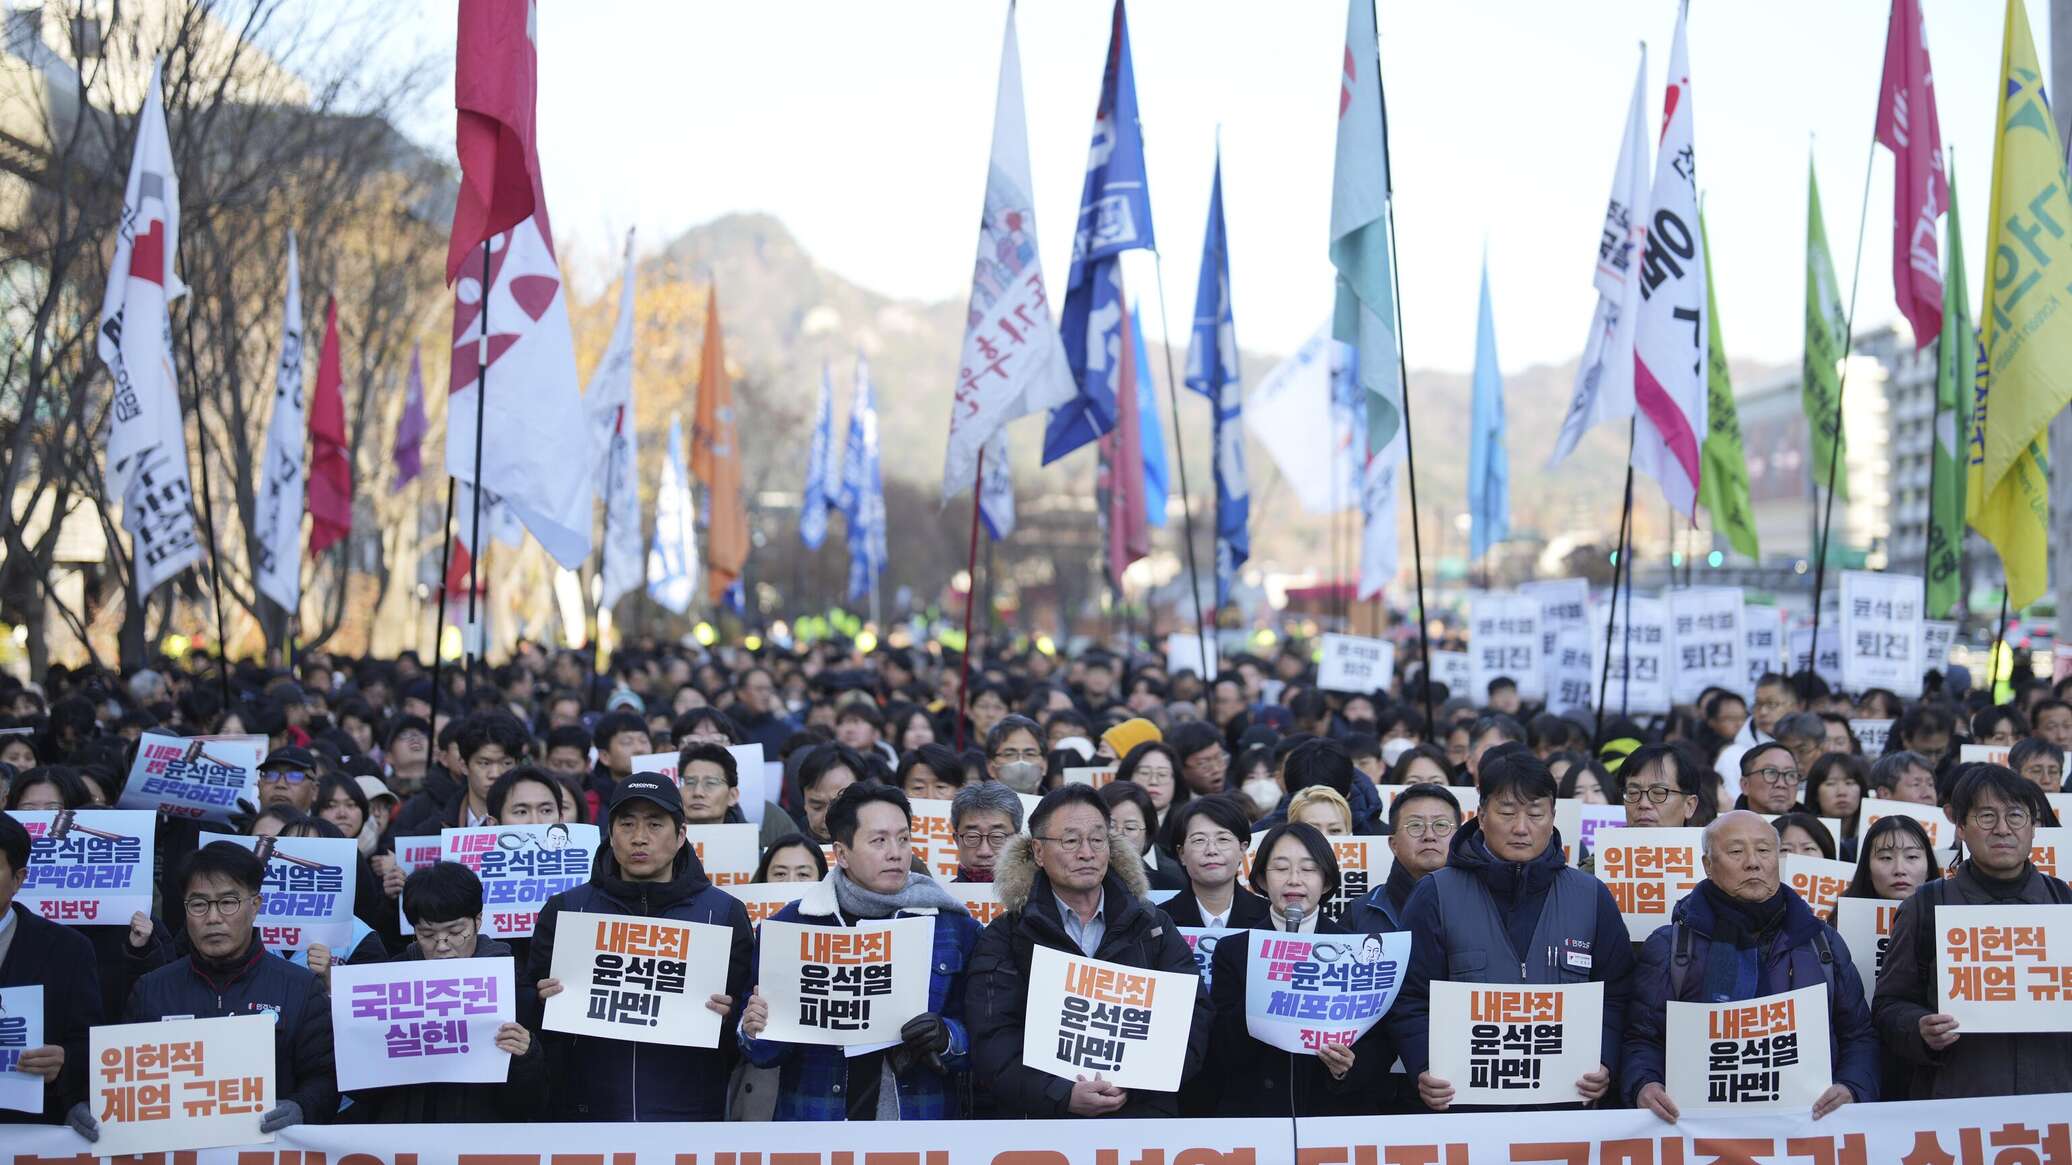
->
[[1166, 634, 1218, 680], [1596, 827, 1703, 940], [1522, 577, 1590, 702], [719, 881, 809, 929], [1934, 904, 2072, 1033], [1427, 980, 1604, 1106], [222, 834, 356, 955], [907, 797, 960, 879], [1325, 835, 1393, 918], [683, 823, 759, 887], [1063, 767, 1119, 788], [1593, 595, 1672, 716], [1789, 626, 1843, 691], [1244, 929, 1409, 1055], [13, 809, 155, 926], [946, 881, 1005, 928], [1834, 897, 1901, 991], [1782, 854, 1857, 918], [1177, 926, 1238, 991], [1470, 593, 1544, 700], [1744, 606, 1784, 698], [731, 744, 768, 824], [629, 751, 679, 782], [331, 956, 513, 1091], [2032, 827, 2072, 880], [90, 1015, 274, 1156], [0, 984, 41, 1113], [1922, 620, 1957, 675], [1669, 587, 1745, 705], [443, 823, 601, 939], [544, 911, 732, 1047], [1666, 984, 1832, 1112], [1546, 624, 1597, 716], [1850, 720, 1893, 755], [118, 733, 263, 824], [392, 835, 443, 875], [1317, 633, 1395, 694], [1428, 651, 1474, 700], [1555, 800, 1627, 867], [757, 916, 934, 1046], [1840, 571, 1926, 697], [1860, 797, 1951, 850], [1022, 943, 1197, 1091]]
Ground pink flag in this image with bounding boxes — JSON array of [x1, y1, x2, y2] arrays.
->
[[307, 298, 352, 555], [447, 0, 541, 284], [1099, 298, 1151, 588], [1875, 0, 1945, 348], [392, 344, 426, 489]]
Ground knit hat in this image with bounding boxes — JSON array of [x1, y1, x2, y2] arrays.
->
[[1101, 717, 1162, 760]]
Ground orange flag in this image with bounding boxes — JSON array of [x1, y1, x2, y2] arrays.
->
[[692, 288, 748, 604]]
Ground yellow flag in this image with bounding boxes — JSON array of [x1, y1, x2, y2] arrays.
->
[[1972, 0, 2068, 608]]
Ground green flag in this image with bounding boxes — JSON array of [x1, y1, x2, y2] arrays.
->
[[1697, 211, 1759, 560], [1926, 169, 1970, 617], [1803, 161, 1850, 504]]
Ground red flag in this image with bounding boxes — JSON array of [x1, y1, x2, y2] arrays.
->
[[307, 297, 352, 555], [447, 0, 544, 284], [1875, 0, 1945, 348], [443, 534, 472, 601], [1099, 299, 1151, 588]]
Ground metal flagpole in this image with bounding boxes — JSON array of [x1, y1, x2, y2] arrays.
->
[[1595, 420, 1638, 743], [1149, 253, 1213, 678], [954, 449, 985, 752], [465, 241, 491, 671], [430, 476, 454, 726]]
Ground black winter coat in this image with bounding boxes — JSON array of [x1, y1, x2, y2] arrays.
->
[[125, 941, 336, 1122], [1197, 917, 1390, 1116], [344, 937, 547, 1123], [0, 903, 104, 1123]]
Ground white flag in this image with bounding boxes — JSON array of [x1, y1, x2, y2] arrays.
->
[[1244, 323, 1363, 516], [1358, 449, 1401, 600], [1549, 50, 1650, 468], [253, 231, 306, 615], [586, 229, 643, 612], [943, 5, 1077, 501], [1630, 7, 1708, 516], [98, 62, 202, 597], [647, 414, 698, 616], [979, 428, 1015, 540]]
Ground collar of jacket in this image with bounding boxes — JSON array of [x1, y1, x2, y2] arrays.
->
[[1444, 817, 1567, 900], [992, 830, 1149, 914], [590, 840, 713, 909]]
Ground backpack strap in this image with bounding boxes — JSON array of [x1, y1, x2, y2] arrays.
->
[[1668, 919, 1696, 1000], [1913, 878, 1948, 1011], [1810, 927, 1839, 999]]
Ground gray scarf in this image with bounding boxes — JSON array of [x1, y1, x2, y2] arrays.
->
[[831, 868, 967, 920]]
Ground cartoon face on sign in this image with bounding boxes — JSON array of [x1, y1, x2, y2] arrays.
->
[[1358, 934, 1386, 965], [544, 824, 571, 851]]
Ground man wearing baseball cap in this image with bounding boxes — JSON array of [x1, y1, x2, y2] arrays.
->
[[527, 773, 752, 1121], [257, 746, 319, 813]]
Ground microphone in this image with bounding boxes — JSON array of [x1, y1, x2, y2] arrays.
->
[[1282, 902, 1305, 932]]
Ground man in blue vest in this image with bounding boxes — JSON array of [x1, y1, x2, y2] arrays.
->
[[1388, 744, 1633, 1110], [1622, 810, 1877, 1120]]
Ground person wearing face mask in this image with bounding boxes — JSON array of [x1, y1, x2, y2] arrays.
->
[[1161, 796, 1267, 930], [1344, 783, 1461, 934], [984, 716, 1047, 794]]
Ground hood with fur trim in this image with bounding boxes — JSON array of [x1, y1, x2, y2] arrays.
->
[[993, 827, 1150, 913]]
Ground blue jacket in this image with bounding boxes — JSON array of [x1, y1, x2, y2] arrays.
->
[[526, 842, 753, 1121], [1623, 880, 1879, 1106], [0, 903, 104, 1124], [739, 874, 980, 1119], [126, 940, 336, 1122], [1342, 863, 1420, 936]]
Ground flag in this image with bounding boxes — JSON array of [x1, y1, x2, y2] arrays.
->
[[1467, 257, 1508, 560], [1696, 210, 1759, 560], [1875, 0, 1946, 348], [1802, 160, 1850, 503], [585, 229, 643, 612], [1630, 4, 1707, 518], [445, 478, 524, 607], [1129, 302, 1168, 527], [1926, 170, 1969, 616], [444, 0, 592, 569], [1550, 50, 1649, 468], [691, 289, 748, 604], [944, 4, 1077, 500], [1044, 0, 1156, 465], [648, 414, 698, 616], [801, 362, 834, 550], [1971, 0, 2072, 610], [1098, 294, 1152, 587], [98, 62, 202, 598], [1359, 451, 1401, 601], [979, 428, 1015, 541], [392, 344, 426, 490], [1331, 0, 1402, 462], [1242, 323, 1352, 515], [307, 297, 351, 556], [841, 356, 887, 603], [253, 231, 306, 614], [1184, 150, 1249, 606]]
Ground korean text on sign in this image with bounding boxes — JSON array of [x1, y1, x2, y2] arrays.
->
[[1021, 944, 1197, 1092], [13, 809, 155, 925], [1935, 904, 2072, 1033], [1243, 930, 1409, 1055], [331, 956, 513, 1091], [0, 984, 41, 1114], [545, 911, 731, 1048], [1317, 633, 1396, 694], [1840, 570, 1926, 697], [1427, 980, 1604, 1108], [90, 1015, 274, 1156], [224, 834, 355, 955], [1834, 897, 1900, 991], [1178, 927, 1236, 991], [1595, 828, 1703, 940], [1470, 594, 1543, 700], [117, 732, 262, 824], [757, 916, 932, 1047], [1666, 984, 1832, 1112], [443, 823, 601, 938]]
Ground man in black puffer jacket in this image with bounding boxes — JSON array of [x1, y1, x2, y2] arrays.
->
[[528, 774, 752, 1121]]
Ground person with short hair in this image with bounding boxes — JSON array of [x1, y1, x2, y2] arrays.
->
[[257, 745, 321, 813], [1464, 714, 1525, 781], [795, 743, 867, 843], [541, 725, 592, 777], [1869, 751, 1939, 807], [1774, 811, 1837, 860], [679, 741, 793, 851], [1736, 742, 1809, 815], [896, 743, 967, 803], [2033, 699, 2072, 750], [754, 834, 829, 884], [949, 780, 1023, 883], [0, 812, 102, 1126], [1344, 784, 1461, 934], [1619, 744, 1699, 829], [2007, 737, 2064, 795], [1287, 785, 1353, 836], [1099, 780, 1183, 891], [1163, 795, 1267, 929], [984, 716, 1047, 792], [583, 710, 653, 818]]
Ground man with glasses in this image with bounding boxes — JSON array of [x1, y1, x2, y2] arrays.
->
[[1346, 783, 1462, 933], [678, 741, 792, 851], [1619, 744, 1699, 829], [1715, 673, 1804, 801], [1389, 745, 1634, 1112], [966, 783, 1210, 1117], [69, 842, 333, 1141], [1873, 765, 2072, 1098], [257, 745, 320, 812], [949, 781, 1023, 883], [1736, 742, 1809, 816], [2007, 738, 2064, 794]]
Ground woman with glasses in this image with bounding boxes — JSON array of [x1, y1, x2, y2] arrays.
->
[[1100, 780, 1185, 891], [1160, 795, 1269, 930], [1116, 741, 1185, 831]]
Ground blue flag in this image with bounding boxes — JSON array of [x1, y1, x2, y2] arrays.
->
[[1042, 0, 1156, 465], [1468, 257, 1510, 560], [1184, 152, 1248, 607], [1130, 302, 1168, 527], [800, 362, 834, 550], [646, 414, 698, 615], [841, 356, 887, 602]]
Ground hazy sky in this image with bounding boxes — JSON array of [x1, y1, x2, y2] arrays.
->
[[384, 0, 2040, 376]]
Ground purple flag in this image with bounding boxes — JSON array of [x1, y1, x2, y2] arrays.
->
[[393, 343, 427, 489]]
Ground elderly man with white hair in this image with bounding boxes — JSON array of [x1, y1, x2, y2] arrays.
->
[[949, 780, 1023, 884], [1621, 809, 1879, 1121]]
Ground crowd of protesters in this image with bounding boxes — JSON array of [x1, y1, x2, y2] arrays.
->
[[0, 632, 2068, 1128]]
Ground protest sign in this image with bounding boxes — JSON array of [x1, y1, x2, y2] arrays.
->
[[1834, 897, 1901, 990], [1522, 577, 1590, 702], [1555, 800, 1626, 866], [1592, 595, 1671, 715], [2051, 794, 2072, 827], [629, 751, 680, 782], [222, 834, 355, 955], [1165, 633, 1217, 680], [1840, 571, 1926, 697], [1177, 926, 1237, 990], [544, 912, 732, 1047], [1243, 929, 1409, 1055], [1324, 835, 1392, 919], [1669, 587, 1745, 705], [2033, 827, 2071, 879], [757, 917, 934, 1046], [1761, 813, 1848, 852], [0, 984, 41, 1113], [1958, 743, 2016, 768], [1022, 944, 1197, 1092], [1781, 854, 1856, 920], [907, 797, 960, 878], [118, 733, 262, 824], [442, 823, 600, 938], [1427, 981, 1604, 1107], [1062, 766, 1119, 788], [1470, 593, 1544, 700], [1427, 650, 1473, 700], [392, 835, 444, 874], [1850, 719, 1893, 755], [1922, 620, 1957, 675], [1666, 984, 1832, 1111], [1860, 797, 1951, 849], [91, 1015, 274, 1155], [331, 956, 513, 1091], [1934, 904, 2072, 1033], [13, 809, 154, 925], [1744, 606, 1784, 697], [632, 744, 765, 823], [947, 881, 1005, 927], [1545, 624, 1596, 715], [718, 881, 808, 929], [1317, 633, 1396, 694], [1789, 626, 1844, 691], [682, 823, 759, 886], [1596, 828, 1702, 940]]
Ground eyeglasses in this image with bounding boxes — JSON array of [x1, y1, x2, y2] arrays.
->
[[682, 777, 731, 793], [1183, 832, 1240, 853], [1623, 785, 1682, 805], [1033, 832, 1109, 853], [1396, 819, 1456, 840], [1112, 819, 1146, 837], [183, 894, 250, 917], [260, 769, 310, 783], [1966, 808, 2032, 832], [957, 829, 1014, 851], [1745, 767, 1801, 787]]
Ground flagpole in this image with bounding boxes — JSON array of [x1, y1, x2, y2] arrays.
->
[[954, 450, 985, 752], [1595, 420, 1638, 742], [1988, 583, 2010, 702], [1149, 254, 1214, 677], [431, 475, 454, 727], [174, 246, 235, 710], [465, 241, 491, 669]]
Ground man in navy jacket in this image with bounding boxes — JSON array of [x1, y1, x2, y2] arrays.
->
[[0, 812, 103, 1125]]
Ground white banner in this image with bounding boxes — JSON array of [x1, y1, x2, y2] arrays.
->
[[1427, 650, 1473, 700], [1665, 984, 1832, 1112], [1521, 577, 1590, 701], [1782, 854, 1857, 918], [118, 733, 262, 824], [90, 1015, 274, 1156], [442, 823, 600, 939], [252, 231, 306, 616], [544, 912, 731, 1048], [1669, 587, 1745, 705], [1242, 929, 1409, 1055], [13, 809, 155, 926], [1850, 719, 1893, 755], [1546, 623, 1597, 715], [908, 797, 961, 880], [1840, 571, 1926, 697], [1165, 634, 1218, 679], [1317, 633, 1395, 694], [222, 834, 356, 955], [2032, 827, 2071, 880], [1789, 626, 1844, 691], [717, 882, 808, 929], [331, 956, 513, 1091], [1596, 827, 1703, 940], [946, 882, 1004, 929], [1922, 619, 1957, 675], [1834, 896, 1901, 991], [1935, 904, 2072, 1033], [1592, 594, 1671, 716], [1426, 980, 1604, 1107], [681, 824, 759, 887], [757, 917, 934, 1047], [0, 984, 41, 1113], [1744, 605, 1784, 697], [1470, 593, 1544, 701], [1021, 944, 1196, 1092]]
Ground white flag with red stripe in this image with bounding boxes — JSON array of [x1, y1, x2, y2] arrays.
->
[[1630, 5, 1707, 517]]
